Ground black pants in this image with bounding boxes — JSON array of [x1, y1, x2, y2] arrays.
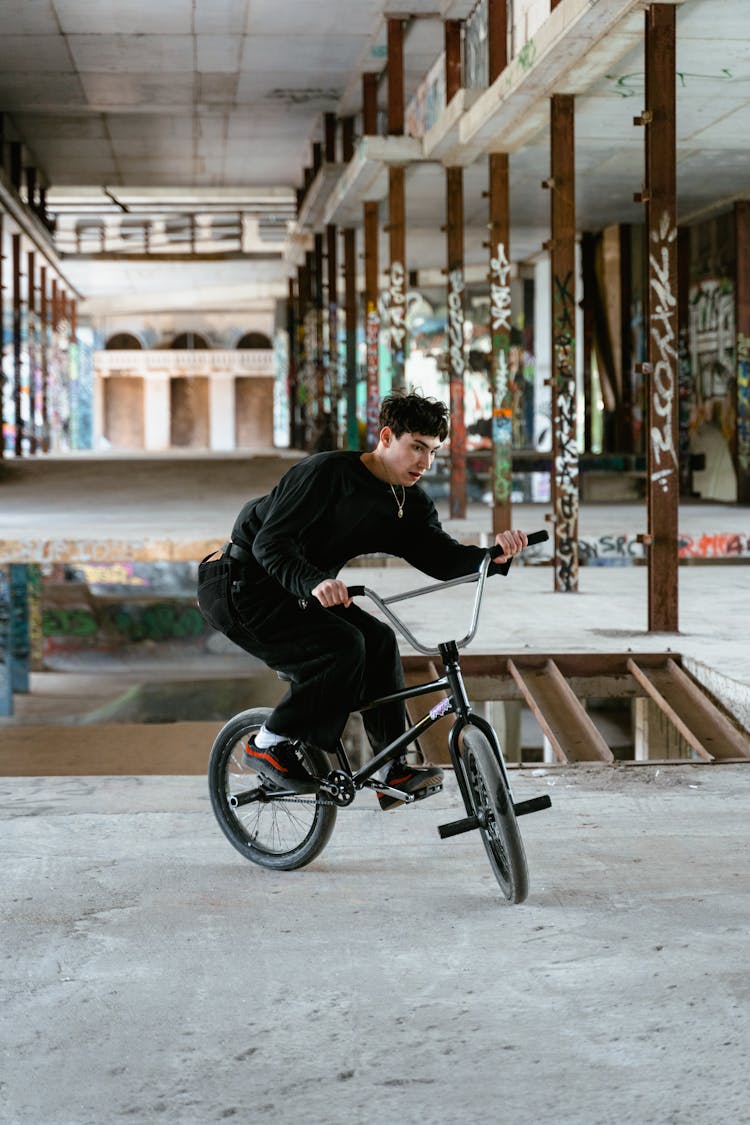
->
[[197, 554, 406, 753]]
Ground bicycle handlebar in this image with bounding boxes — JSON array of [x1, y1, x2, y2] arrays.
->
[[346, 528, 549, 656]]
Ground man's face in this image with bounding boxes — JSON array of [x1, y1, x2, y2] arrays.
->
[[381, 428, 442, 486]]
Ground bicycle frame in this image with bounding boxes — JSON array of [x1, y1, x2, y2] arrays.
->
[[321, 554, 518, 809]]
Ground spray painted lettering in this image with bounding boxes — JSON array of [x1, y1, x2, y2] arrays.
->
[[366, 303, 380, 447], [553, 269, 579, 592], [490, 242, 513, 509], [448, 268, 466, 519], [738, 333, 750, 474], [649, 212, 678, 492]]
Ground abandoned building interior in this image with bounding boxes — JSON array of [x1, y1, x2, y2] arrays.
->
[[1, 1, 749, 1122]]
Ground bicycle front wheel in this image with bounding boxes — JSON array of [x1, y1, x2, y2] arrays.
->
[[208, 707, 337, 871], [461, 724, 529, 903]]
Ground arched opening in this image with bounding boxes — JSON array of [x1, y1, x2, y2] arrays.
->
[[170, 332, 209, 350], [105, 333, 143, 350], [236, 332, 272, 349]]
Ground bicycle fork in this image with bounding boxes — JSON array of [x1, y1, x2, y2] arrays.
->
[[437, 641, 551, 840]]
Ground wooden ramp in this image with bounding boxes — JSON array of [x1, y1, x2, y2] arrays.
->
[[627, 657, 750, 762], [507, 658, 614, 763]]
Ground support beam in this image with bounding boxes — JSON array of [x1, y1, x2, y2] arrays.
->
[[0, 214, 3, 461], [446, 166, 467, 519], [343, 227, 358, 449], [341, 117, 359, 451], [735, 200, 750, 503], [326, 222, 338, 444], [313, 231, 325, 419], [388, 18, 406, 392], [489, 158, 513, 534], [12, 233, 23, 456], [286, 277, 298, 449], [643, 3, 678, 631], [0, 567, 12, 716], [364, 200, 380, 448], [40, 265, 49, 453], [549, 94, 579, 592]]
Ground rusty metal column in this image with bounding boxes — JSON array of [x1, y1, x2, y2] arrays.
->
[[387, 18, 407, 392], [547, 95, 578, 591], [12, 234, 23, 456], [487, 1, 513, 533], [287, 277, 298, 449], [0, 214, 4, 460], [297, 261, 309, 448], [735, 200, 750, 504], [444, 20, 466, 518], [363, 73, 380, 446], [325, 113, 339, 444], [641, 4, 678, 631], [313, 231, 325, 419], [27, 250, 37, 454], [40, 265, 49, 452], [341, 117, 359, 450]]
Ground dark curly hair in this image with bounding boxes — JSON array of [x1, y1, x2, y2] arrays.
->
[[379, 392, 449, 441]]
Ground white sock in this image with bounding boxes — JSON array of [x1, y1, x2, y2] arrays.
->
[[254, 725, 289, 749]]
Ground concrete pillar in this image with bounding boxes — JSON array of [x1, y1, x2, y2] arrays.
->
[[143, 373, 170, 451], [209, 374, 237, 451]]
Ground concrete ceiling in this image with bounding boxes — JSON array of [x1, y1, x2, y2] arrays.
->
[[0, 0, 747, 309]]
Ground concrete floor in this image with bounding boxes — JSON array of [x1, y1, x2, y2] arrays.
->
[[3, 453, 750, 1122], [3, 765, 749, 1125]]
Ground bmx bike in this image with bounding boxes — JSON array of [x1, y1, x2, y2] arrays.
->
[[207, 530, 551, 903]]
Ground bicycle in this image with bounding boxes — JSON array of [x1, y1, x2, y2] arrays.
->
[[207, 530, 551, 902]]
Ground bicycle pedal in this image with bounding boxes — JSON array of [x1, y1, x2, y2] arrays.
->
[[412, 782, 443, 802]]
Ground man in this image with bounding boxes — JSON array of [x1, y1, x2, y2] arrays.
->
[[197, 392, 527, 808]]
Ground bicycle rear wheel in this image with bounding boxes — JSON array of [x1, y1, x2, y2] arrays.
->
[[208, 707, 337, 871], [461, 724, 529, 903]]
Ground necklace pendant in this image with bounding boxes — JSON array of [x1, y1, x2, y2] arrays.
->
[[398, 508, 403, 518]]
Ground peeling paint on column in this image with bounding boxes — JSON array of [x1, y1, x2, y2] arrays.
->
[[490, 241, 513, 508], [553, 269, 579, 592], [649, 212, 679, 493]]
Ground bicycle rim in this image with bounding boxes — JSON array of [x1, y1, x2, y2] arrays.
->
[[461, 725, 529, 903], [208, 707, 337, 871]]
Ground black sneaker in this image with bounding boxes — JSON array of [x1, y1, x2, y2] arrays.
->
[[376, 758, 444, 811], [244, 735, 318, 793]]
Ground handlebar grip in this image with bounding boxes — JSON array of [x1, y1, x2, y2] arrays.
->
[[490, 529, 549, 560], [347, 585, 366, 597]]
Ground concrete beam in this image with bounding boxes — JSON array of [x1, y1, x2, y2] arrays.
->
[[323, 135, 424, 227], [455, 0, 687, 164]]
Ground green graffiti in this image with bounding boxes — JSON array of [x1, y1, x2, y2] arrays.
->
[[43, 608, 98, 637], [518, 40, 536, 71]]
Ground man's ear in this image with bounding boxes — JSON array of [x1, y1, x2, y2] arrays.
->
[[380, 425, 393, 447]]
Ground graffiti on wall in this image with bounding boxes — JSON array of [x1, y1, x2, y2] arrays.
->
[[552, 268, 579, 591], [688, 276, 736, 443], [738, 332, 750, 476], [648, 212, 679, 494]]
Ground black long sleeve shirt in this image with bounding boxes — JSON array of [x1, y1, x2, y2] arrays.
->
[[232, 450, 507, 600]]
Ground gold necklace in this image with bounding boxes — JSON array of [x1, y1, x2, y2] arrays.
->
[[389, 482, 405, 519]]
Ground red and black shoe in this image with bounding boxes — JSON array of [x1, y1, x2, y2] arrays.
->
[[244, 735, 318, 794], [376, 758, 444, 811]]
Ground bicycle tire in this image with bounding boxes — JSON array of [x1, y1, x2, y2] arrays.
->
[[461, 724, 529, 903], [208, 707, 337, 871]]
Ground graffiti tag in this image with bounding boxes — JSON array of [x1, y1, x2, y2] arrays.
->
[[649, 212, 678, 492]]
